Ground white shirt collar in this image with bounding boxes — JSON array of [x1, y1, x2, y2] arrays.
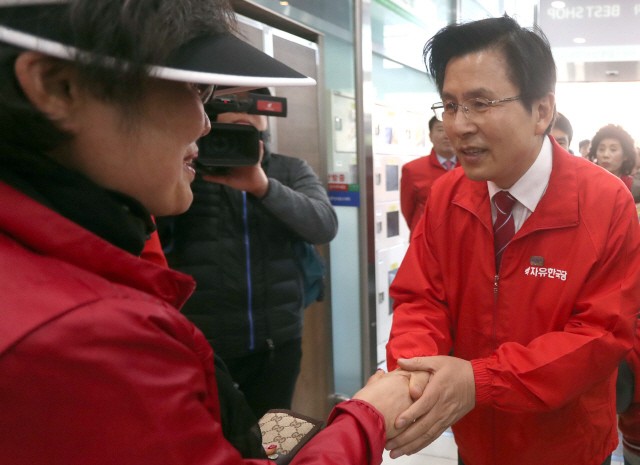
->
[[436, 153, 457, 167], [487, 136, 553, 213]]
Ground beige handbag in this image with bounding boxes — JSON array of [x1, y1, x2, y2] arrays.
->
[[259, 409, 324, 464]]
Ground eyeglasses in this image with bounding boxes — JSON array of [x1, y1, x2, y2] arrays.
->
[[190, 83, 217, 104], [431, 96, 522, 121]]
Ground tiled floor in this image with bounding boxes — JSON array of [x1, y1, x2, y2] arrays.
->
[[381, 429, 625, 465]]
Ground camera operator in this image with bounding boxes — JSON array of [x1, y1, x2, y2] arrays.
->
[[158, 88, 338, 420]]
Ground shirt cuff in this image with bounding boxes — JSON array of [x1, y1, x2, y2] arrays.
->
[[471, 358, 492, 406]]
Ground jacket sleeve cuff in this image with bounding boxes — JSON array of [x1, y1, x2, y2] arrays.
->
[[327, 400, 386, 463], [471, 358, 492, 406], [327, 399, 384, 426]]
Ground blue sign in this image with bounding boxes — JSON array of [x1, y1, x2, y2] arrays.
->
[[329, 190, 360, 207]]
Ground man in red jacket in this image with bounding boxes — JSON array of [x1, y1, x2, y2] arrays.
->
[[385, 15, 640, 465], [401, 116, 458, 235]]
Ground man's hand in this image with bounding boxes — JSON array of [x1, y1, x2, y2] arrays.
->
[[385, 356, 475, 458], [352, 369, 414, 440], [202, 141, 270, 198]]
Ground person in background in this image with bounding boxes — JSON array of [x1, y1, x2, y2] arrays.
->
[[633, 146, 640, 203], [550, 112, 572, 152], [619, 150, 640, 462], [158, 88, 338, 419], [400, 116, 458, 236], [579, 139, 591, 159], [0, 1, 412, 464], [386, 15, 640, 465], [588, 124, 636, 192]]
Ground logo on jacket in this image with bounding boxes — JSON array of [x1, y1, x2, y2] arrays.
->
[[525, 266, 567, 281], [530, 256, 544, 267]]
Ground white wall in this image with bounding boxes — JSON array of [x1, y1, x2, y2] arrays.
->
[[555, 81, 640, 151]]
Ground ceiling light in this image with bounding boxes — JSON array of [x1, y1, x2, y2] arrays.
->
[[573, 38, 586, 44], [551, 1, 566, 7], [280, 1, 289, 5]]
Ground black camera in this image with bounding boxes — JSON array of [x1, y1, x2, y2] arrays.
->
[[207, 92, 287, 118], [195, 93, 287, 176]]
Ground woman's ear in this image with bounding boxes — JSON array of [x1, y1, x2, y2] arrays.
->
[[14, 51, 81, 131]]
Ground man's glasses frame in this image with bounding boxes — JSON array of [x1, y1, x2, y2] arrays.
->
[[431, 96, 522, 122]]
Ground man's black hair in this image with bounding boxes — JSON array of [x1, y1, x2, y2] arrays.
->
[[553, 112, 573, 145], [587, 124, 637, 176], [428, 116, 439, 133], [424, 15, 556, 133], [579, 139, 590, 150], [0, 0, 235, 152]]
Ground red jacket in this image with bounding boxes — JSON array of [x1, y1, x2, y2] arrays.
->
[[400, 149, 458, 235], [0, 181, 385, 465], [388, 138, 640, 465]]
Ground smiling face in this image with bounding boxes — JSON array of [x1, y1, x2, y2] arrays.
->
[[595, 137, 625, 177], [440, 49, 554, 189], [59, 78, 211, 216]]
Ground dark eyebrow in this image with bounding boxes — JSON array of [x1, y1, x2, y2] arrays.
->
[[441, 88, 495, 101], [466, 88, 495, 99]]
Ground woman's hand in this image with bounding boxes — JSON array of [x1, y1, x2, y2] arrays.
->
[[352, 369, 414, 440]]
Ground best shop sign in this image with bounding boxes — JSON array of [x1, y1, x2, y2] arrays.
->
[[539, 2, 640, 47], [546, 4, 622, 19]]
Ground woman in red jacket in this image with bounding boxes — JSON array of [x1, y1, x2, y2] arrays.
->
[[0, 1, 412, 464], [588, 124, 637, 191]]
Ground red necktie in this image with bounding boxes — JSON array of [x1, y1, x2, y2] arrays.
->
[[444, 160, 454, 171], [493, 191, 517, 272]]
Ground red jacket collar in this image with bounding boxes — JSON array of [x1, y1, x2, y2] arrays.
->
[[0, 181, 195, 309], [429, 148, 440, 168], [452, 136, 580, 234]]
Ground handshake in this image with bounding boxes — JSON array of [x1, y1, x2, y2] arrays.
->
[[352, 356, 476, 458]]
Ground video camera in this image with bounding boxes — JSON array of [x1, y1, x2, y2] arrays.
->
[[194, 92, 288, 176]]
